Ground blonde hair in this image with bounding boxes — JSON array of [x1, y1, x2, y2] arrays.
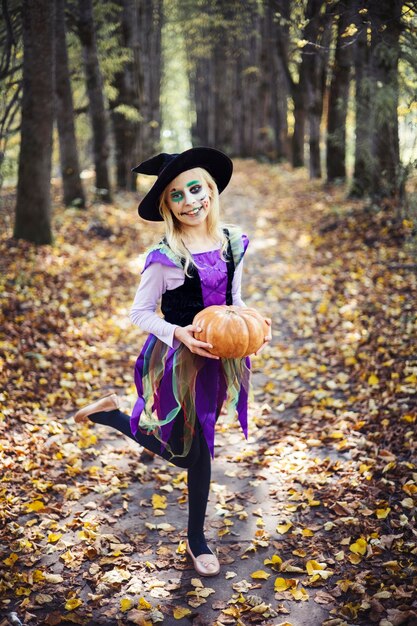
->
[[159, 167, 229, 276]]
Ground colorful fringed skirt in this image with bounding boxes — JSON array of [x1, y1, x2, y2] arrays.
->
[[130, 336, 250, 459]]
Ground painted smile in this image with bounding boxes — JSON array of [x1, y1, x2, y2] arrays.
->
[[180, 205, 204, 216]]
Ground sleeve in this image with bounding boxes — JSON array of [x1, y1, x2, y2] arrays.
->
[[232, 256, 247, 307], [130, 262, 181, 348], [228, 227, 249, 267]]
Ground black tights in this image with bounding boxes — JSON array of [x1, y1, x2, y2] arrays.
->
[[89, 409, 212, 556]]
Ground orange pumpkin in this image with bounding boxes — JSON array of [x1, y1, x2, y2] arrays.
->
[[193, 305, 268, 358]]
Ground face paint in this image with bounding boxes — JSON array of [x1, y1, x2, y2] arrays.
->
[[167, 170, 211, 223], [170, 179, 208, 212]]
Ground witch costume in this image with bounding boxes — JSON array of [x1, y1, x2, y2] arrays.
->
[[73, 147, 255, 574], [126, 147, 251, 461]]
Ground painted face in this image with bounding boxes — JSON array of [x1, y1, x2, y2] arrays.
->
[[166, 169, 210, 224]]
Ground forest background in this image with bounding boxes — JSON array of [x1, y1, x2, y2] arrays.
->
[[1, 0, 417, 242], [1, 1, 417, 625]]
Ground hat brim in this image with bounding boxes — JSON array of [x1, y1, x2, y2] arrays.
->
[[133, 147, 233, 222]]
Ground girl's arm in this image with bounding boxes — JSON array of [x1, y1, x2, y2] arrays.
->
[[130, 262, 181, 348]]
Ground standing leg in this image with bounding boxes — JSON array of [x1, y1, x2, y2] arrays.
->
[[88, 408, 217, 570], [187, 425, 212, 556]]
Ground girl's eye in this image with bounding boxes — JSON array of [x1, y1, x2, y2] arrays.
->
[[171, 192, 183, 201], [190, 185, 202, 194]]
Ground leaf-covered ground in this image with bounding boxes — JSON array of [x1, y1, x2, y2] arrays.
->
[[1, 162, 416, 626]]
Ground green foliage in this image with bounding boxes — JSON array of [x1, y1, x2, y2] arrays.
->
[[113, 103, 142, 123]]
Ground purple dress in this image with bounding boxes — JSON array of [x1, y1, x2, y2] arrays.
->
[[130, 237, 250, 460]]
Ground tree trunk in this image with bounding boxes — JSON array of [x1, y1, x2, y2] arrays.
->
[[258, 0, 278, 160], [303, 0, 331, 179], [55, 0, 86, 207], [292, 82, 306, 167], [326, 1, 354, 182], [272, 0, 290, 160], [275, 0, 309, 167], [369, 0, 403, 200], [231, 53, 244, 156], [241, 3, 261, 157], [136, 0, 163, 158], [111, 0, 140, 190], [351, 0, 372, 197], [78, 0, 112, 202], [14, 0, 54, 245]]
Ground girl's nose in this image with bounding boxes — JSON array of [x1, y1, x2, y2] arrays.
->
[[184, 189, 198, 205]]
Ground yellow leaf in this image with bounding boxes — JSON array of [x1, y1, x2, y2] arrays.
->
[[302, 528, 314, 537], [3, 553, 18, 567], [120, 598, 133, 612], [376, 507, 391, 519], [16, 587, 31, 596], [403, 483, 417, 495], [173, 607, 192, 619], [138, 597, 152, 610], [65, 597, 82, 611], [368, 374, 379, 386], [250, 570, 270, 580], [349, 537, 367, 555], [317, 300, 328, 314], [274, 577, 295, 591], [151, 494, 167, 510], [306, 560, 326, 575], [292, 549, 306, 557], [290, 587, 309, 601], [47, 532, 62, 543], [222, 606, 241, 618], [276, 522, 292, 534], [25, 500, 45, 512], [33, 570, 45, 582], [348, 553, 362, 564], [176, 540, 186, 554], [264, 554, 282, 568]]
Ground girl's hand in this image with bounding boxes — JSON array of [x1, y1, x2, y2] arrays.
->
[[174, 324, 219, 359], [254, 317, 272, 355]]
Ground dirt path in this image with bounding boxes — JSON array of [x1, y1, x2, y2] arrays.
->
[[1, 161, 416, 626]]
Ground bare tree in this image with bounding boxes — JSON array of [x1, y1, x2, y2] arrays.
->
[[78, 0, 112, 202], [350, 0, 372, 196], [303, 0, 332, 179], [55, 0, 85, 207], [136, 0, 163, 158], [369, 0, 403, 200], [14, 0, 55, 244], [326, 0, 354, 182], [111, 0, 141, 190], [0, 0, 22, 182]]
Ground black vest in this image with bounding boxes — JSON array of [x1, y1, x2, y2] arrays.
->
[[161, 230, 235, 327]]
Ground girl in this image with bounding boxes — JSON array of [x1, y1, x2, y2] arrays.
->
[[74, 147, 271, 577]]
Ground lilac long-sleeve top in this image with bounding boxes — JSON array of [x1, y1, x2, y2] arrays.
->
[[129, 247, 246, 348]]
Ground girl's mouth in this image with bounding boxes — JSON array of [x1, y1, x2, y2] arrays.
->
[[181, 205, 203, 216]]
